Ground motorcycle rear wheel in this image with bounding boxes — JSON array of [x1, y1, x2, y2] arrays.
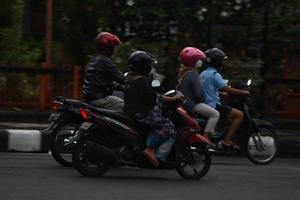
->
[[246, 127, 278, 165], [72, 138, 108, 177], [50, 122, 81, 167], [176, 143, 211, 180]]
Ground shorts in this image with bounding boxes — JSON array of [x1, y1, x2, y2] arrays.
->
[[216, 104, 232, 119]]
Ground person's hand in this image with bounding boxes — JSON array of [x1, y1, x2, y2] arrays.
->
[[243, 90, 251, 97], [173, 96, 185, 103], [163, 95, 184, 103]]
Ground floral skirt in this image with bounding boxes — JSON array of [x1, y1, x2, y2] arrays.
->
[[134, 110, 175, 150]]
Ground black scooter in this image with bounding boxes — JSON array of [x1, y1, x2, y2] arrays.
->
[[43, 96, 106, 166], [198, 79, 278, 165]]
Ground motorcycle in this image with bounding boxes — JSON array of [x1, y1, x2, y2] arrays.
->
[[71, 90, 211, 180], [42, 80, 163, 167], [42, 96, 86, 166], [198, 79, 278, 165]]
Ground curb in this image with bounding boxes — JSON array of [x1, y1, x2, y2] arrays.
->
[[0, 128, 299, 157], [0, 129, 50, 153]]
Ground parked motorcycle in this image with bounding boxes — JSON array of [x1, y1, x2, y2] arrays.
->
[[71, 90, 211, 180], [198, 79, 278, 165]]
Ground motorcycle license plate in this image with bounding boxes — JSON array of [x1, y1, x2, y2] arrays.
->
[[80, 122, 93, 130]]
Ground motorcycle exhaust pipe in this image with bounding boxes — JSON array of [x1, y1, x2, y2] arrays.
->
[[86, 141, 118, 164]]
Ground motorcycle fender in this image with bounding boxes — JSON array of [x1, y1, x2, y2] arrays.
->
[[188, 134, 211, 145], [66, 122, 94, 145], [48, 112, 63, 123], [42, 112, 65, 135], [253, 119, 274, 128]]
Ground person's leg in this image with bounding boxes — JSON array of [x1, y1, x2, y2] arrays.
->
[[193, 103, 220, 139], [91, 96, 124, 111], [216, 105, 243, 147], [135, 110, 175, 163], [223, 108, 243, 146]]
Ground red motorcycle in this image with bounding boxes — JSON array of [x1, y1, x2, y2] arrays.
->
[[71, 90, 211, 180]]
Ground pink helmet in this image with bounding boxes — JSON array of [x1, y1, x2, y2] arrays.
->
[[179, 47, 206, 68]]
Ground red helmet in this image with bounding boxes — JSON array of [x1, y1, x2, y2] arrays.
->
[[179, 47, 206, 68], [95, 32, 121, 57]]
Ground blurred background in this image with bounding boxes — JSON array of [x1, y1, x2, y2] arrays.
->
[[0, 0, 299, 120]]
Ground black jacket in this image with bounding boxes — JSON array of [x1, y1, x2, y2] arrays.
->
[[83, 52, 125, 102], [124, 72, 157, 115]]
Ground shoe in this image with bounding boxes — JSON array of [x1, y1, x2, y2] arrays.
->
[[143, 149, 159, 166], [221, 141, 241, 150]]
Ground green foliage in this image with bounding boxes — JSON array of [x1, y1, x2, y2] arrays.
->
[[269, 0, 300, 43], [0, 0, 42, 66]]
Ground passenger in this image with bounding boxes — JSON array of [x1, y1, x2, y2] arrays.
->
[[199, 48, 250, 149], [178, 47, 220, 140], [83, 32, 125, 111], [124, 51, 181, 166]]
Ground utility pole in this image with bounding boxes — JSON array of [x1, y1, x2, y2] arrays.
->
[[39, 0, 52, 110]]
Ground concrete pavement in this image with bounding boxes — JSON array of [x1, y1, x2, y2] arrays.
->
[[1, 153, 300, 200]]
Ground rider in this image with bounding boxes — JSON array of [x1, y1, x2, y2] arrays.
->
[[199, 48, 250, 149], [83, 32, 125, 111], [178, 47, 220, 140], [124, 50, 181, 166]]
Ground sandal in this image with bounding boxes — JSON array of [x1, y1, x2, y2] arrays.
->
[[221, 141, 241, 150], [143, 149, 159, 166]]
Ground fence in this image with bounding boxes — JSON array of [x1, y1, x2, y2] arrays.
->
[[0, 64, 81, 111]]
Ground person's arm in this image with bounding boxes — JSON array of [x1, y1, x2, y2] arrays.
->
[[163, 96, 182, 102], [104, 58, 125, 84], [221, 86, 250, 96], [191, 73, 203, 102], [213, 72, 250, 96], [219, 91, 229, 97]]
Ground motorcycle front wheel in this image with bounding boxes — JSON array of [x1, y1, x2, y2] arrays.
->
[[246, 127, 278, 165], [72, 138, 108, 177], [50, 122, 81, 166], [176, 143, 211, 180]]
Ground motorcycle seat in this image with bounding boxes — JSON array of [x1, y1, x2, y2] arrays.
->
[[64, 99, 84, 108], [85, 105, 137, 126], [62, 98, 145, 128]]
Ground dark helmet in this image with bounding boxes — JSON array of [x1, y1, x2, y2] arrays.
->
[[205, 48, 227, 69], [128, 51, 156, 74], [95, 32, 121, 57]]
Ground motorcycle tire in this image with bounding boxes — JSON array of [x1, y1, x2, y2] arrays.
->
[[49, 121, 81, 167], [72, 137, 109, 177], [246, 127, 278, 165], [176, 143, 211, 180]]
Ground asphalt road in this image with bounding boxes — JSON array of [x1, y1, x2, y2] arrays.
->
[[0, 153, 299, 200]]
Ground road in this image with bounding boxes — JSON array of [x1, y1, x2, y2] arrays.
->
[[0, 153, 299, 200]]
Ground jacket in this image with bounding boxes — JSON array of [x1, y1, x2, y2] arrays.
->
[[178, 70, 204, 110], [124, 72, 158, 115], [83, 52, 125, 102]]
